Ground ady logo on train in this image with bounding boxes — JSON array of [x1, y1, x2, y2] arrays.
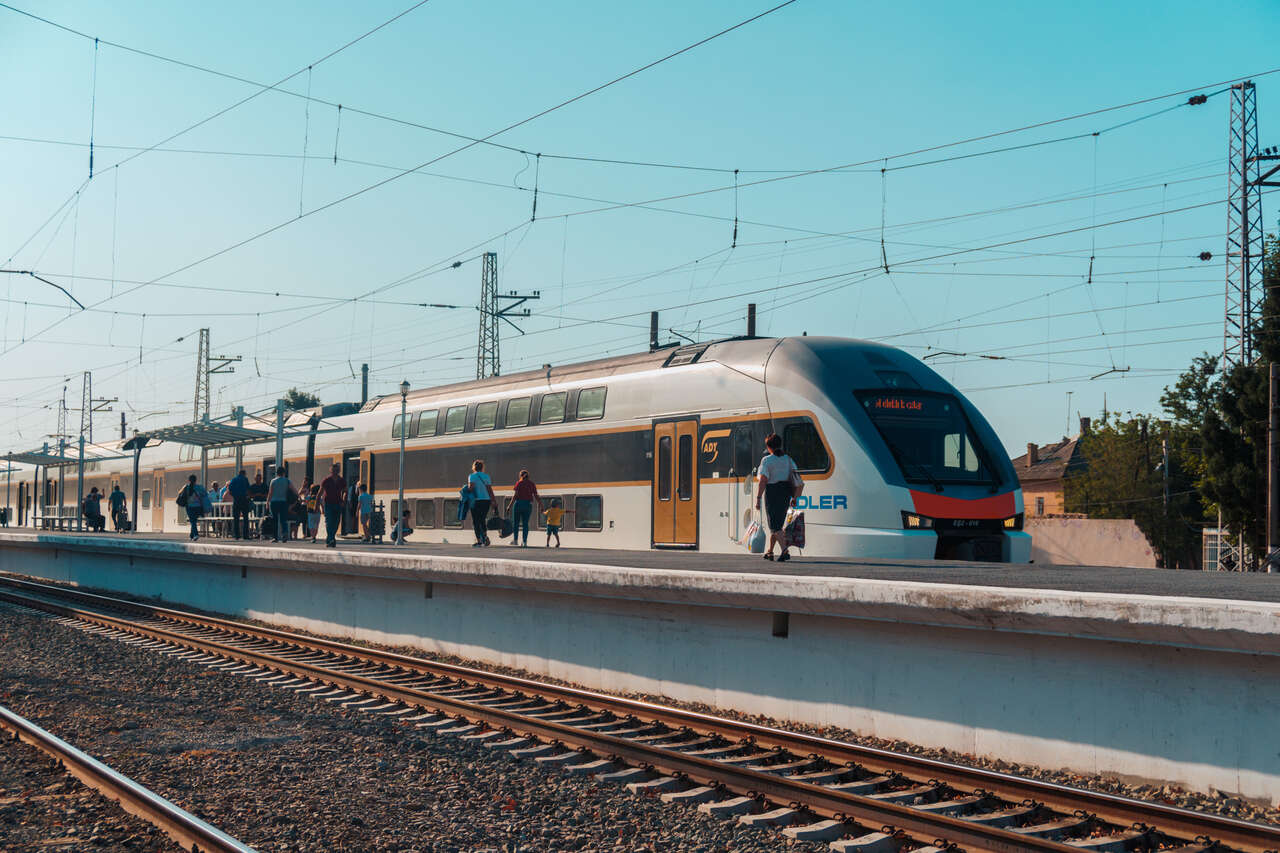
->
[[701, 429, 731, 463]]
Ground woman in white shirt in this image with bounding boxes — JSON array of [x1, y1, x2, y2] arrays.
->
[[468, 459, 493, 547], [755, 433, 800, 561]]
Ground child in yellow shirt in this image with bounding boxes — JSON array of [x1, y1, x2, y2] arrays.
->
[[542, 498, 574, 548]]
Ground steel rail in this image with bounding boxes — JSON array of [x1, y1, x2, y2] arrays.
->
[[4, 576, 1279, 852], [0, 703, 257, 853], [0, 586, 1073, 853]]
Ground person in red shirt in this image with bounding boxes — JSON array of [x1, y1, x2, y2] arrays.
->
[[510, 469, 541, 547], [319, 463, 347, 548]]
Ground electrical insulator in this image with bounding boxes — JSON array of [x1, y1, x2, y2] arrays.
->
[[1199, 251, 1213, 261]]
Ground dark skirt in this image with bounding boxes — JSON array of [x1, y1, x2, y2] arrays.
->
[[764, 481, 792, 533]]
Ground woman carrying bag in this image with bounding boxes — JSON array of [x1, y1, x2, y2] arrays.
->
[[754, 433, 801, 561]]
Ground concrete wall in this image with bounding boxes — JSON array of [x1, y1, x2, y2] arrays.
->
[[1, 534, 1277, 805], [1028, 517, 1157, 568]]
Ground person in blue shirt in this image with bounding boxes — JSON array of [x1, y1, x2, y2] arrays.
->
[[467, 459, 492, 547], [227, 469, 252, 540]]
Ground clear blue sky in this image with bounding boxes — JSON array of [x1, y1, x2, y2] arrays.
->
[[1, 0, 1277, 453]]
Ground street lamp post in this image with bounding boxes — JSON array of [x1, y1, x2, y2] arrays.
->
[[397, 380, 409, 544]]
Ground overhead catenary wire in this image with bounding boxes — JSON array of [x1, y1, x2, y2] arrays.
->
[[2, 0, 800, 363]]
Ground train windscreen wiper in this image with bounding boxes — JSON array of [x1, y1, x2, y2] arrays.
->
[[882, 437, 943, 493]]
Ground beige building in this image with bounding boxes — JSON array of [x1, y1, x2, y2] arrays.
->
[[1009, 429, 1087, 518]]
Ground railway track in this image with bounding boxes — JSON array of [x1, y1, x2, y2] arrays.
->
[[0, 699, 255, 853], [1, 575, 1276, 853]]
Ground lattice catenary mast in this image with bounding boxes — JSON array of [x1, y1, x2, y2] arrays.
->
[[1224, 81, 1264, 367], [476, 252, 539, 379]]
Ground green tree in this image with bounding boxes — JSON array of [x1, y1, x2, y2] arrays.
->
[[1198, 239, 1280, 563], [1066, 414, 1205, 569], [282, 388, 321, 411]]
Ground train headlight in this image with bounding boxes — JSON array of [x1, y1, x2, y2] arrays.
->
[[901, 511, 934, 530], [1003, 514, 1023, 530]]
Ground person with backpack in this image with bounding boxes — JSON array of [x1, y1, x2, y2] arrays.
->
[[755, 432, 802, 562], [267, 465, 294, 543], [510, 469, 541, 548], [467, 460, 492, 547], [82, 487, 106, 532], [176, 474, 209, 541]]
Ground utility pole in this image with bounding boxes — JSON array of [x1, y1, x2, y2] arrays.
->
[[192, 328, 242, 422], [1270, 363, 1279, 572], [476, 251, 539, 379]]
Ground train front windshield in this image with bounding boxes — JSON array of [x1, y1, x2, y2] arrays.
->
[[856, 391, 997, 488]]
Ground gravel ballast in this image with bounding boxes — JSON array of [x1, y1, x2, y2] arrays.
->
[[0, 730, 184, 852], [0, 603, 825, 852]]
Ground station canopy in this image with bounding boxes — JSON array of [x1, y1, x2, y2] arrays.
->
[[5, 447, 129, 468], [130, 409, 350, 451]]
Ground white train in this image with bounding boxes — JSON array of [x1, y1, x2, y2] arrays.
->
[[11, 336, 1031, 561]]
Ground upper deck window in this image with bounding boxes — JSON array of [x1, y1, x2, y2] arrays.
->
[[416, 410, 439, 437], [505, 397, 531, 428], [539, 392, 566, 424], [577, 387, 606, 420], [474, 401, 498, 431], [444, 406, 467, 434]]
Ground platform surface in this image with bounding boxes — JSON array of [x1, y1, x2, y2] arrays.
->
[[11, 529, 1280, 603]]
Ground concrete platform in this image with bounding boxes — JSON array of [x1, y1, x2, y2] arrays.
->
[[2, 529, 1279, 803], [16, 528, 1280, 600]]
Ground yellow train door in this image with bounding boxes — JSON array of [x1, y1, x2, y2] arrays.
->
[[652, 419, 699, 548]]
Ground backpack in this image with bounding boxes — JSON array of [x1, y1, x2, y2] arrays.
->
[[175, 486, 189, 508]]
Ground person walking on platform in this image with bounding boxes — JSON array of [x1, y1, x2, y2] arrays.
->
[[357, 483, 374, 542], [268, 465, 293, 543], [305, 484, 322, 544], [510, 469, 541, 547], [755, 432, 801, 562], [177, 474, 208, 541], [228, 469, 251, 540], [108, 483, 127, 531], [320, 463, 346, 548], [468, 460, 492, 547]]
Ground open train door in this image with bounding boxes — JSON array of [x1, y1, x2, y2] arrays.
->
[[652, 418, 699, 548]]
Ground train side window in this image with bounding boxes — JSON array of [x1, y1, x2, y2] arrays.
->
[[784, 422, 829, 472], [576, 496, 603, 530], [474, 401, 498, 431], [733, 427, 754, 476], [657, 436, 672, 501], [539, 392, 566, 424], [141, 489, 151, 509], [537, 496, 562, 530], [417, 410, 439, 437], [577, 387, 606, 420], [442, 499, 462, 527], [505, 397, 531, 428], [678, 434, 693, 500], [415, 499, 435, 528], [444, 406, 467, 434], [392, 414, 407, 439]]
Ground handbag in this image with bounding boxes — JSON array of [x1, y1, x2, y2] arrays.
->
[[742, 511, 766, 554], [782, 509, 806, 550]]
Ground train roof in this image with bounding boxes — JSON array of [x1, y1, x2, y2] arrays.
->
[[359, 335, 912, 412]]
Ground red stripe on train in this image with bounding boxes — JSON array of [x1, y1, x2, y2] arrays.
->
[[909, 490, 1016, 520]]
